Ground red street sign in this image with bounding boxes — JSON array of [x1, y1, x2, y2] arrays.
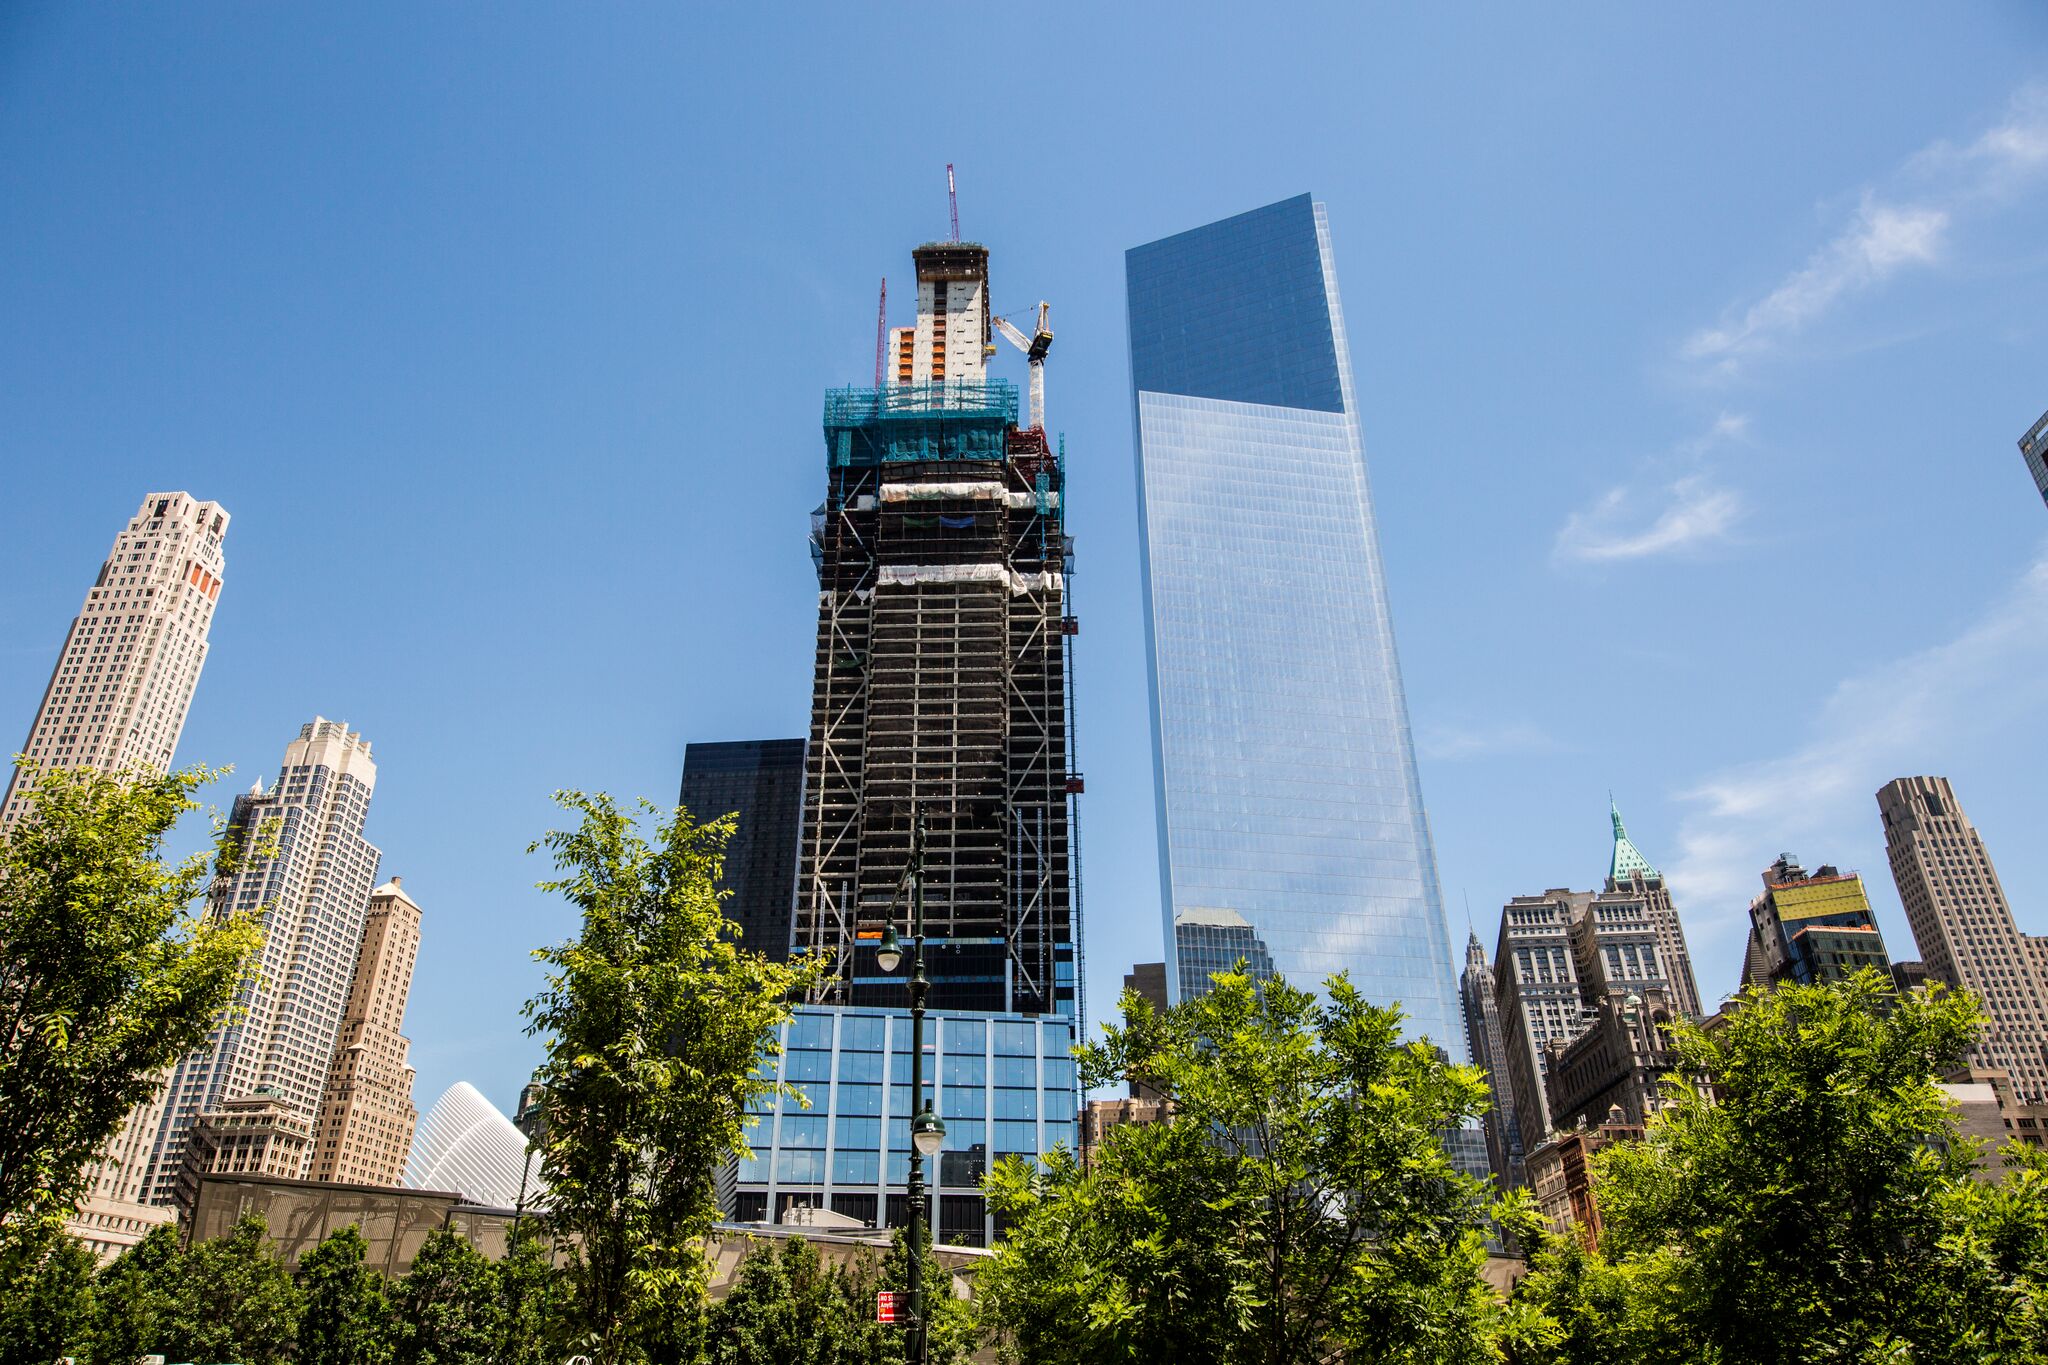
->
[[877, 1291, 901, 1323]]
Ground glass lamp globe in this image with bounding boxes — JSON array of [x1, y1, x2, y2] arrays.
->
[[911, 1108, 945, 1157], [875, 925, 903, 974]]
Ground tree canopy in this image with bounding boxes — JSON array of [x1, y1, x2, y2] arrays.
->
[[0, 763, 263, 1250], [978, 967, 1541, 1365], [521, 792, 830, 1365]]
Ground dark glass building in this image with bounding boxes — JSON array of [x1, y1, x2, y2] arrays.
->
[[1126, 194, 1460, 1055], [680, 738, 806, 961]]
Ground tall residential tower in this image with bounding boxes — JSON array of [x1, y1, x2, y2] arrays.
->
[[3, 491, 228, 824], [2020, 406, 2048, 510], [1126, 194, 1458, 1054], [140, 719, 383, 1205]]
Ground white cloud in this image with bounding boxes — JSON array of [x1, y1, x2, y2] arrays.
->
[[1418, 721, 1561, 762], [1684, 85, 2048, 375], [1664, 552, 2048, 988], [1554, 474, 1743, 563], [1683, 198, 1949, 368]]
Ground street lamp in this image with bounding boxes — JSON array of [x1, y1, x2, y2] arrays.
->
[[876, 804, 943, 1365]]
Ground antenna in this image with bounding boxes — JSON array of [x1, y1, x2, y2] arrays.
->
[[874, 278, 888, 388], [946, 164, 959, 242]]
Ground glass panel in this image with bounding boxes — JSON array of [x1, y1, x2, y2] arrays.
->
[[788, 1012, 835, 1051], [832, 1150, 879, 1186], [837, 1084, 882, 1117], [839, 1014, 885, 1052], [833, 1116, 881, 1150], [943, 1085, 985, 1119], [837, 1052, 882, 1085], [943, 1055, 985, 1088], [942, 1019, 986, 1054], [994, 1056, 1036, 1088], [779, 1115, 827, 1149], [994, 1021, 1036, 1056], [994, 1088, 1037, 1120], [775, 1150, 825, 1183], [785, 1050, 833, 1083]]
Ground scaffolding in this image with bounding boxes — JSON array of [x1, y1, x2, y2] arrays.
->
[[798, 385, 1075, 1018]]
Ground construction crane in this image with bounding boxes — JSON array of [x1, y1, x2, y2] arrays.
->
[[946, 164, 959, 242], [992, 301, 1054, 432], [873, 278, 888, 387]]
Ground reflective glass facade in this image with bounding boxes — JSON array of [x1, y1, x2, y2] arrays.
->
[[732, 1005, 1078, 1248], [1127, 195, 1462, 1059]]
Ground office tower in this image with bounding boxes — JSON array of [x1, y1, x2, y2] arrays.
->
[[1742, 854, 1894, 991], [680, 739, 806, 960], [1493, 894, 1590, 1156], [1124, 961, 1168, 1014], [170, 1089, 310, 1217], [794, 237, 1078, 1019], [1172, 907, 1278, 1003], [308, 878, 421, 1188], [1493, 881, 1680, 1165], [1879, 776, 2048, 1101], [1605, 803, 1704, 1020], [1461, 932, 1522, 1187], [407, 1082, 542, 1209], [3, 491, 228, 824], [2021, 407, 2048, 510], [730, 1005, 1076, 1247], [138, 719, 382, 1205], [1125, 194, 1458, 1055]]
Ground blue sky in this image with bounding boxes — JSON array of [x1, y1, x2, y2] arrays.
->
[[5, 5, 2047, 1117]]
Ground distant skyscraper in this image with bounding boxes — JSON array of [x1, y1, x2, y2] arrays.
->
[[1493, 893, 1590, 1159], [1605, 803, 1704, 1021], [2019, 407, 2048, 510], [3, 491, 228, 825], [1741, 854, 1893, 990], [138, 719, 383, 1205], [1461, 931, 1522, 1187], [308, 878, 421, 1188], [1879, 776, 2048, 1102], [794, 237, 1077, 1019], [1126, 194, 1458, 1057], [680, 739, 806, 960], [1172, 907, 1277, 1003]]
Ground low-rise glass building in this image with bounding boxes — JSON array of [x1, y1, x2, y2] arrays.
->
[[732, 1005, 1078, 1247]]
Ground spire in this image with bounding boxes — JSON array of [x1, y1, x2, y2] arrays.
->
[[1610, 799, 1659, 882]]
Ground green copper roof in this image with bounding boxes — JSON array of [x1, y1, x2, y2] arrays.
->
[[1610, 800, 1659, 882]]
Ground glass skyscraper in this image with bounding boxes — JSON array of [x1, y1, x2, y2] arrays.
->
[[1126, 194, 1461, 1057]]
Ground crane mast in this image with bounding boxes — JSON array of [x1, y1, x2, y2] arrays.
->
[[992, 301, 1054, 432]]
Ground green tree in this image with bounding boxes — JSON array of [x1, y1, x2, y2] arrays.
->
[[979, 968, 1539, 1365], [704, 1236, 847, 1365], [1512, 971, 2012, 1363], [390, 1226, 502, 1365], [496, 1221, 571, 1365], [873, 1226, 974, 1365], [158, 1211, 300, 1365], [0, 763, 262, 1251], [86, 1220, 182, 1365], [297, 1224, 391, 1365], [521, 793, 829, 1365], [0, 1229, 95, 1365]]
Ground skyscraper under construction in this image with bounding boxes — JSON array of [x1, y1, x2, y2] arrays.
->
[[794, 239, 1079, 1021]]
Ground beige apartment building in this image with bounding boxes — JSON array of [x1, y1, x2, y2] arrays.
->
[[308, 878, 423, 1187], [1879, 776, 2048, 1101], [13, 493, 231, 1258]]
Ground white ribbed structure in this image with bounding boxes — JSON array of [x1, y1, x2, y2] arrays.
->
[[405, 1082, 541, 1209]]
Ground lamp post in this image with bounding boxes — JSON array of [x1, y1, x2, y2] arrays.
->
[[875, 804, 945, 1365]]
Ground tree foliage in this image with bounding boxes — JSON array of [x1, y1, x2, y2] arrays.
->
[[390, 1225, 503, 1365], [699, 1230, 972, 1365], [157, 1211, 302, 1365], [497, 1221, 573, 1365], [978, 967, 1540, 1365], [0, 762, 263, 1251], [297, 1224, 391, 1365], [0, 1226, 95, 1365], [87, 1220, 181, 1365], [1512, 971, 2048, 1363], [521, 792, 830, 1365]]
